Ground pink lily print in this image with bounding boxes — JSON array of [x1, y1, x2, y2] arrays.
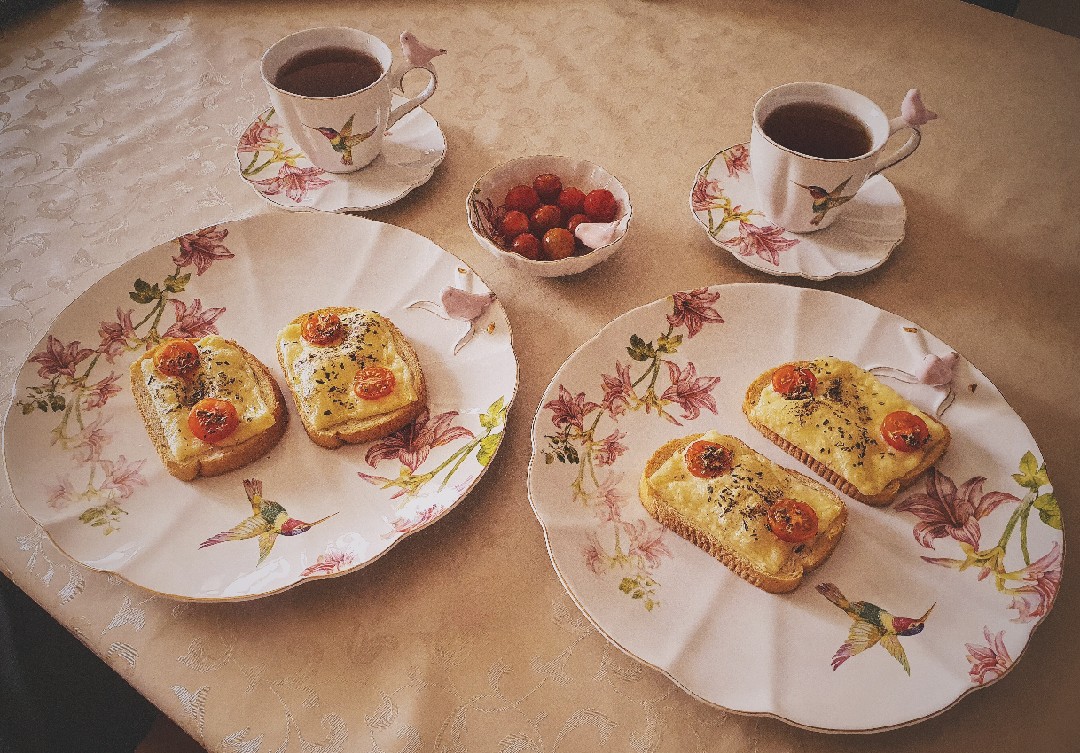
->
[[18, 225, 235, 533], [383, 504, 441, 539], [358, 398, 507, 499], [238, 108, 305, 178], [82, 373, 122, 410], [660, 361, 721, 422], [407, 270, 497, 355], [161, 298, 224, 339], [252, 162, 332, 204], [301, 547, 356, 578], [965, 627, 1013, 685], [667, 287, 726, 337], [542, 289, 725, 610], [580, 473, 672, 610], [172, 225, 234, 276], [692, 162, 759, 238], [29, 336, 94, 380], [726, 220, 800, 266], [721, 143, 749, 177], [97, 308, 138, 363], [896, 453, 1062, 624]]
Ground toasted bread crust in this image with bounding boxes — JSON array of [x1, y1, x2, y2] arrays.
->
[[639, 433, 848, 594], [276, 307, 426, 449], [742, 363, 951, 506], [130, 338, 288, 482]]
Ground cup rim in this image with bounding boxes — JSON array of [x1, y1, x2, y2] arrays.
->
[[752, 81, 888, 163], [261, 26, 392, 100]]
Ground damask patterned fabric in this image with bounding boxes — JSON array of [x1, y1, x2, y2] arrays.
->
[[1, 1, 1078, 751]]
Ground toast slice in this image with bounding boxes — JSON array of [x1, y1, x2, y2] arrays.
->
[[276, 307, 426, 449], [639, 432, 847, 594], [743, 357, 950, 506], [130, 336, 288, 482]]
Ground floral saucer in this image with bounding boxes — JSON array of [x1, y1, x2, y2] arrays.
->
[[237, 99, 446, 213], [690, 144, 906, 280]]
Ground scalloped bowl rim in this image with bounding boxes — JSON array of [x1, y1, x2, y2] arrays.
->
[[467, 155, 632, 277]]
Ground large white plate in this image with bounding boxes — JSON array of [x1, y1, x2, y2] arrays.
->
[[528, 283, 1062, 732], [4, 213, 517, 601]]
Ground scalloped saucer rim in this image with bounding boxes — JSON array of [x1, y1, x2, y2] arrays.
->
[[237, 100, 446, 213], [690, 142, 906, 281]]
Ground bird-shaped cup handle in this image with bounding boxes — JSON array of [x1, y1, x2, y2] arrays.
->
[[385, 32, 442, 128], [871, 89, 937, 176]]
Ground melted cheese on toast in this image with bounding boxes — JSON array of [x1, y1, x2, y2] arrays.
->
[[139, 336, 275, 462], [646, 431, 843, 575], [277, 310, 417, 431], [746, 357, 947, 497]]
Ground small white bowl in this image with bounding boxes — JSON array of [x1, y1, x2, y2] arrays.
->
[[466, 155, 632, 277]]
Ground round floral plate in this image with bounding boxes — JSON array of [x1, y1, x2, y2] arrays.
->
[[690, 144, 906, 280], [4, 213, 516, 601], [236, 99, 446, 213], [528, 283, 1062, 732]]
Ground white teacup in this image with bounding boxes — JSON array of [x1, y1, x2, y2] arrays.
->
[[261, 27, 437, 174], [750, 82, 934, 233]]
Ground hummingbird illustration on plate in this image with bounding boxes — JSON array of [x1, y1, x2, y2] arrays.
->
[[199, 479, 337, 566], [794, 176, 856, 226], [309, 114, 379, 166], [816, 582, 935, 675]]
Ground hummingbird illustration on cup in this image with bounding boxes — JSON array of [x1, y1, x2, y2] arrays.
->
[[816, 582, 935, 675], [795, 176, 856, 226], [307, 114, 379, 167], [199, 478, 337, 566]]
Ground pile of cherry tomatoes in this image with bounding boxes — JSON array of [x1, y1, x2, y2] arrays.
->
[[494, 172, 619, 261]]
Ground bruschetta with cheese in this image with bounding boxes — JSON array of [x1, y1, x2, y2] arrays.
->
[[743, 357, 950, 506], [639, 431, 848, 594], [130, 336, 288, 481], [276, 307, 426, 448]]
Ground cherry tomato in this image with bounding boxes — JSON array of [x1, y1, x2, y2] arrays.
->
[[557, 186, 586, 215], [531, 204, 563, 234], [584, 189, 618, 222], [500, 210, 530, 240], [567, 213, 589, 234], [511, 232, 541, 260], [767, 498, 819, 543], [533, 173, 562, 203], [881, 410, 930, 452], [771, 364, 817, 399], [504, 185, 540, 214], [153, 339, 200, 380], [188, 398, 239, 444], [302, 311, 346, 347], [684, 440, 734, 479], [542, 228, 575, 261], [353, 366, 396, 400]]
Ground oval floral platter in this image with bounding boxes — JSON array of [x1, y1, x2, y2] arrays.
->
[[4, 213, 517, 601], [527, 283, 1062, 732]]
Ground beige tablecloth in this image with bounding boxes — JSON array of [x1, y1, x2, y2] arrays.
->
[[2, 0, 1078, 750]]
